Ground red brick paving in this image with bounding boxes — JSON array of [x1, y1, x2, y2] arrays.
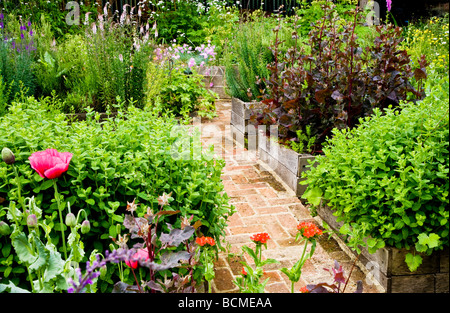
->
[[199, 101, 384, 293]]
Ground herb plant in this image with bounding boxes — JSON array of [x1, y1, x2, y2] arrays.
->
[[301, 68, 449, 271], [0, 97, 234, 291]]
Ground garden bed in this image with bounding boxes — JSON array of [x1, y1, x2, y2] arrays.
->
[[257, 130, 316, 197], [316, 203, 450, 293], [230, 97, 264, 151]]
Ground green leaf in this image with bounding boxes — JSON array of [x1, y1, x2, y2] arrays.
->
[[402, 215, 410, 225], [339, 223, 351, 235], [109, 225, 117, 238], [40, 179, 54, 191], [11, 232, 37, 265], [241, 246, 258, 263], [302, 187, 322, 206], [85, 199, 95, 206], [28, 237, 49, 272], [0, 281, 30, 293], [405, 253, 422, 272], [417, 233, 440, 249], [43, 247, 65, 283]]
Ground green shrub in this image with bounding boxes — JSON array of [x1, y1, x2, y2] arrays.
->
[[224, 16, 274, 101], [0, 97, 234, 291], [158, 67, 217, 117], [301, 70, 449, 271], [0, 15, 37, 102]]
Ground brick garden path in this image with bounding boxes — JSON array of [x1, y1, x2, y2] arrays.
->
[[199, 100, 384, 293]]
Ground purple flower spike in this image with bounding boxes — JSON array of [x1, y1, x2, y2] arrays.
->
[[386, 0, 392, 12]]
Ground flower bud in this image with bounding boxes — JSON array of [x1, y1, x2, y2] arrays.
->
[[27, 214, 37, 228], [1, 147, 15, 165], [81, 220, 90, 234], [65, 213, 77, 228], [0, 221, 11, 236]]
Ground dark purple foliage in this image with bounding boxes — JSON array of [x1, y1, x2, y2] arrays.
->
[[251, 3, 428, 154]]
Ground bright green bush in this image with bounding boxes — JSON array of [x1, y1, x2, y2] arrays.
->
[[224, 15, 275, 101], [302, 70, 449, 271], [0, 97, 234, 291], [158, 67, 217, 117]]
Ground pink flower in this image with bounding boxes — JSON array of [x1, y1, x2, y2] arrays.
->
[[386, 0, 392, 12], [188, 57, 196, 68], [125, 248, 149, 269], [28, 149, 73, 179]]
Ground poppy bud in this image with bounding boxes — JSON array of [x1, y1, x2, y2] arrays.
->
[[81, 220, 90, 234], [65, 213, 77, 228], [27, 214, 37, 227], [0, 221, 11, 236], [1, 147, 15, 165]]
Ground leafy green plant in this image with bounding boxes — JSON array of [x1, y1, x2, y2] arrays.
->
[[0, 0, 97, 39], [0, 148, 92, 292], [152, 0, 208, 46], [82, 9, 153, 111], [0, 76, 12, 116], [0, 15, 37, 102], [158, 66, 217, 117], [223, 12, 275, 102], [0, 96, 234, 291], [233, 233, 279, 293], [289, 126, 316, 154], [281, 221, 322, 293], [301, 68, 449, 271]]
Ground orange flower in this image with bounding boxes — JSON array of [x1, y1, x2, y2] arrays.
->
[[241, 267, 247, 276], [196, 236, 215, 247], [299, 286, 310, 293], [250, 232, 271, 244], [297, 222, 323, 239]]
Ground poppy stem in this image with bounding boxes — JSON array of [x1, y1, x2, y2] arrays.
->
[[53, 179, 68, 260], [12, 164, 26, 213], [131, 268, 142, 293]]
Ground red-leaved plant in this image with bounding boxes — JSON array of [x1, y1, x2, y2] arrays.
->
[[251, 3, 428, 154]]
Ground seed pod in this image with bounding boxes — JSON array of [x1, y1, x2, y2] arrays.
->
[[81, 220, 90, 234], [0, 221, 11, 236], [1, 147, 15, 165], [27, 214, 38, 228], [65, 213, 77, 228]]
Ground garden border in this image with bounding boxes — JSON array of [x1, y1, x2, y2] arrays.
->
[[257, 130, 316, 198]]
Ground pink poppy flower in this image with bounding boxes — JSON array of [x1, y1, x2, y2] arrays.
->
[[125, 248, 149, 269], [28, 149, 73, 179]]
